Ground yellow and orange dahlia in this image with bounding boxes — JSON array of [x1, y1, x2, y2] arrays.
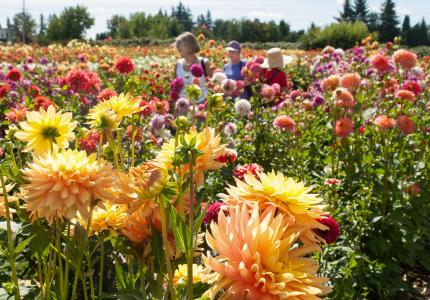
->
[[20, 149, 116, 223], [203, 203, 331, 299], [157, 127, 227, 186], [220, 171, 327, 244]]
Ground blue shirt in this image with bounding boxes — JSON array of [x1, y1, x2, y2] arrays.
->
[[223, 60, 250, 99]]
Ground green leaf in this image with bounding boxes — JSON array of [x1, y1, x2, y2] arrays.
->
[[14, 235, 35, 256]]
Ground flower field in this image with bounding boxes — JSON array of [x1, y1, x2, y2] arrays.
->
[[0, 37, 429, 299]]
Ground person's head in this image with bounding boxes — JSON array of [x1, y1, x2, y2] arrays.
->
[[175, 32, 200, 58], [226, 40, 241, 63], [261, 48, 293, 69]]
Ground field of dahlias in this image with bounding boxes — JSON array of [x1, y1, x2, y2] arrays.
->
[[0, 37, 429, 300]]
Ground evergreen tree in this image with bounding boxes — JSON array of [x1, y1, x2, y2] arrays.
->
[[354, 0, 369, 23], [419, 18, 429, 45], [39, 14, 46, 35], [12, 12, 37, 43], [337, 0, 355, 22], [205, 11, 213, 30], [379, 0, 399, 42], [279, 20, 290, 41], [6, 17, 12, 30], [401, 15, 411, 45], [367, 12, 379, 32]]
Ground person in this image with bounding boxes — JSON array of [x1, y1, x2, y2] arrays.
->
[[223, 40, 250, 99], [261, 48, 293, 91], [173, 32, 212, 103]]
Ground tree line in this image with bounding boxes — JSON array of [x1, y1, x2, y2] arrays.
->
[[0, 1, 429, 47]]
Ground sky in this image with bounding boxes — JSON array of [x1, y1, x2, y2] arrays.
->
[[1, 0, 430, 38]]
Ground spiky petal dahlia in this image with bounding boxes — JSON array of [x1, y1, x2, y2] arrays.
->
[[15, 106, 77, 155], [88, 93, 142, 128], [114, 160, 169, 210], [220, 171, 327, 245], [157, 127, 228, 187], [203, 204, 331, 299], [77, 203, 128, 235], [20, 149, 117, 224]]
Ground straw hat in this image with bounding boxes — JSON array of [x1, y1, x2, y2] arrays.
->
[[261, 48, 293, 68]]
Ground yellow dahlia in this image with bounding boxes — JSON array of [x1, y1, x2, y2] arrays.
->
[[87, 106, 118, 130], [88, 93, 142, 127], [20, 149, 116, 224], [173, 264, 218, 287], [157, 127, 227, 186], [0, 177, 17, 218], [203, 203, 331, 299], [77, 203, 127, 235], [220, 171, 327, 244], [15, 105, 77, 154]]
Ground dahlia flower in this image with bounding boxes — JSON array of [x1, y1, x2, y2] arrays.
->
[[398, 115, 416, 135], [223, 122, 237, 136], [321, 75, 340, 92], [234, 99, 251, 117], [204, 203, 331, 299], [334, 88, 355, 109], [220, 171, 327, 245], [77, 203, 127, 235], [115, 56, 134, 74], [115, 160, 169, 209], [158, 127, 228, 187], [340, 73, 361, 90], [315, 214, 341, 244], [335, 117, 354, 138], [173, 264, 218, 287], [273, 115, 296, 132], [88, 93, 142, 128], [233, 163, 264, 181], [122, 204, 153, 244], [7, 68, 21, 82], [393, 49, 417, 69], [20, 149, 117, 224], [15, 106, 77, 154], [374, 115, 396, 131]]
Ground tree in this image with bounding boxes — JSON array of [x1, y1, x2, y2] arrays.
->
[[12, 12, 37, 43], [401, 15, 411, 44], [46, 5, 94, 41], [39, 14, 47, 35], [367, 12, 380, 32], [171, 2, 193, 31], [419, 18, 429, 45], [354, 0, 369, 23], [337, 0, 355, 22], [107, 15, 130, 38], [378, 0, 399, 42], [279, 20, 290, 41]]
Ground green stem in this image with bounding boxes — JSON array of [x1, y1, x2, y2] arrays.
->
[[98, 235, 105, 297], [187, 152, 195, 300], [158, 197, 175, 300], [71, 205, 95, 300], [63, 223, 71, 300], [0, 175, 21, 300], [55, 219, 64, 300], [131, 129, 136, 168]]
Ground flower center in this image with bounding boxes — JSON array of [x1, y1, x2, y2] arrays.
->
[[41, 126, 61, 143]]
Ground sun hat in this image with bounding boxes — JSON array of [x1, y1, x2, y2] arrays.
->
[[226, 40, 241, 52], [261, 48, 294, 69]]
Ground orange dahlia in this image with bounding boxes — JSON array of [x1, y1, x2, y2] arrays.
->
[[122, 204, 153, 244], [20, 149, 116, 224], [340, 72, 361, 90], [158, 127, 228, 187], [334, 88, 355, 109], [393, 49, 417, 69], [321, 75, 340, 92], [203, 203, 331, 299], [374, 115, 396, 131], [77, 203, 127, 235]]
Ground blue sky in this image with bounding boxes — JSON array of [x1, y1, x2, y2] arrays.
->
[[1, 0, 430, 38]]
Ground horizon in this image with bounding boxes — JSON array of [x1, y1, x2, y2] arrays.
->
[[1, 0, 430, 38]]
